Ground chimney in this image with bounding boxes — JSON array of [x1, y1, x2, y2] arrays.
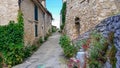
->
[[41, 0, 46, 7], [62, 0, 66, 3]]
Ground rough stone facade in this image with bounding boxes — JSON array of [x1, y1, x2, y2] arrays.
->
[[65, 0, 120, 40], [0, 0, 19, 25], [0, 0, 52, 45]]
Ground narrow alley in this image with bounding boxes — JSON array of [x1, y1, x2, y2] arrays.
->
[[13, 32, 67, 68]]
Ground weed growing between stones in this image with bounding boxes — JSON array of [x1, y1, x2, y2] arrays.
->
[[60, 2, 66, 30], [88, 31, 108, 68], [75, 30, 117, 68], [107, 32, 117, 68]]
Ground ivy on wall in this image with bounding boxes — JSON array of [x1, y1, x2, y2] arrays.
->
[[0, 10, 24, 51], [60, 2, 66, 30], [0, 10, 25, 67], [0, 10, 43, 67]]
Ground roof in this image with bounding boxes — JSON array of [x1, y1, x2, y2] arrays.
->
[[32, 0, 53, 20]]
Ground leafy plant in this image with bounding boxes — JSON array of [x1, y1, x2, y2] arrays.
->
[[89, 60, 102, 68], [3, 43, 24, 66], [107, 45, 117, 68], [107, 32, 117, 68], [0, 10, 39, 67], [108, 31, 114, 44], [88, 31, 109, 67], [45, 35, 49, 41], [39, 37, 44, 44], [24, 45, 38, 58], [59, 35, 71, 48], [76, 39, 87, 49], [59, 35, 77, 58], [52, 26, 57, 33], [0, 10, 24, 66]]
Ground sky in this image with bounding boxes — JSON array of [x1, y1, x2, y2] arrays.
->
[[46, 0, 62, 28]]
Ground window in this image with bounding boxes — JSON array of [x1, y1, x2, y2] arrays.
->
[[18, 0, 21, 8], [35, 24, 38, 37], [34, 4, 38, 21], [43, 13, 45, 19]]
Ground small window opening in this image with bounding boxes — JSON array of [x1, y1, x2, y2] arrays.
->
[[75, 17, 80, 35], [75, 17, 80, 24], [34, 4, 38, 21]]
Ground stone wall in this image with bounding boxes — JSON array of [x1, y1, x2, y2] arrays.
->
[[65, 0, 120, 40], [74, 14, 120, 68], [0, 0, 19, 25], [95, 14, 120, 68], [21, 0, 37, 45]]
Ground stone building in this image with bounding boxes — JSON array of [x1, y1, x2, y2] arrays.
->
[[65, 0, 120, 40], [0, 0, 52, 45]]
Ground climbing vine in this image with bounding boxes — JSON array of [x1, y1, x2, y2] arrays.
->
[[60, 2, 66, 30], [0, 10, 24, 51], [0, 10, 24, 67]]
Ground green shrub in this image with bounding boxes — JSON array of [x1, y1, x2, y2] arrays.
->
[[76, 39, 87, 50], [59, 35, 71, 48], [59, 35, 77, 58], [0, 10, 24, 66], [39, 37, 44, 44], [52, 26, 57, 33], [24, 45, 37, 58], [3, 43, 24, 66], [60, 23, 65, 30], [63, 44, 77, 58], [0, 10, 38, 67], [89, 60, 102, 68], [0, 21, 24, 51], [45, 35, 49, 41]]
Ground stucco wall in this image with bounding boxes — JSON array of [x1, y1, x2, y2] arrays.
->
[[65, 0, 120, 40], [0, 0, 19, 25]]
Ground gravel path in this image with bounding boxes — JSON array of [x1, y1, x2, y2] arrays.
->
[[13, 32, 67, 68]]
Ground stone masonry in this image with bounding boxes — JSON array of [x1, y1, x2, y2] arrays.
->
[[65, 0, 120, 40], [0, 0, 19, 25]]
